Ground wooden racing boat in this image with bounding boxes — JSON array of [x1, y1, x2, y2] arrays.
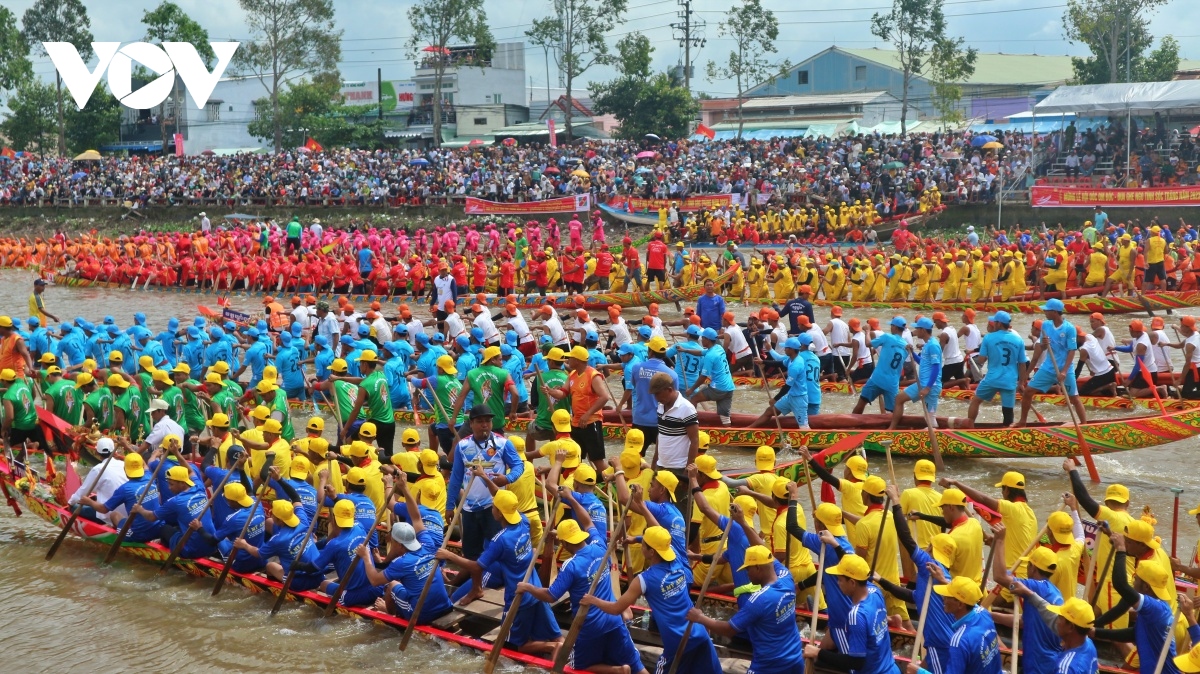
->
[[50, 265, 738, 311], [813, 290, 1200, 315]]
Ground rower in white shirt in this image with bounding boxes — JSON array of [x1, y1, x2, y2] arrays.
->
[[824, 308, 852, 379], [502, 305, 536, 356], [471, 304, 502, 345], [67, 438, 129, 524], [537, 305, 570, 347], [443, 304, 468, 342], [933, 311, 966, 388], [1078, 331, 1118, 396]]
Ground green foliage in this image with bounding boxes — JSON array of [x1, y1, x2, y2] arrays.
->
[[406, 0, 494, 148], [65, 84, 120, 153], [233, 0, 343, 152], [872, 0, 975, 134], [1138, 35, 1180, 82], [142, 2, 216, 66], [0, 80, 57, 151], [704, 0, 790, 139], [20, 0, 93, 154], [527, 0, 628, 139], [591, 36, 696, 140], [0, 6, 32, 100], [247, 78, 387, 149], [1063, 0, 1169, 84]]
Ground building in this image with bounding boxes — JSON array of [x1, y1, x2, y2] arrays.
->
[[107, 75, 267, 154], [699, 91, 903, 139], [536, 95, 618, 135]]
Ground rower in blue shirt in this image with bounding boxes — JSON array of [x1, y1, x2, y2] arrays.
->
[[582, 525, 722, 674], [76, 452, 162, 543], [628, 339, 677, 454], [854, 316, 910, 414], [693, 475, 789, 603], [805, 554, 900, 674], [914, 575, 1001, 674], [322, 467, 379, 549], [312, 335, 335, 381], [206, 482, 266, 573], [156, 318, 180, 365], [584, 331, 607, 369], [797, 333, 823, 415], [130, 464, 218, 560], [500, 344, 529, 412], [752, 336, 809, 429], [785, 495, 856, 624], [968, 311, 1028, 427], [1012, 593, 1102, 674], [891, 316, 942, 429], [383, 341, 413, 409], [683, 327, 737, 426], [235, 499, 324, 591], [204, 327, 233, 369], [306, 499, 380, 608], [989, 523, 1066, 674], [1019, 298, 1081, 427], [687, 544, 803, 674], [517, 489, 645, 674], [666, 325, 704, 392]]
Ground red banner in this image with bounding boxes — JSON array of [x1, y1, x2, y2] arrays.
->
[[464, 194, 591, 215], [1031, 185, 1200, 207], [606, 194, 733, 212]]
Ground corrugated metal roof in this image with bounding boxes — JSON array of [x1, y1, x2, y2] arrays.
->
[[740, 91, 897, 109], [838, 47, 1076, 85]]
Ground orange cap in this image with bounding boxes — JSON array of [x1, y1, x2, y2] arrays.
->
[[848, 317, 861, 330], [722, 311, 735, 323], [1182, 316, 1197, 328], [642, 315, 654, 325], [505, 303, 519, 315], [867, 317, 880, 328], [370, 301, 381, 310], [445, 299, 455, 310], [539, 306, 554, 316], [648, 303, 660, 316], [689, 315, 702, 326], [932, 311, 947, 322], [1130, 319, 1144, 331], [683, 307, 695, 315], [1151, 317, 1165, 329], [963, 308, 976, 319], [799, 284, 812, 295], [797, 316, 811, 327], [291, 295, 302, 305], [476, 293, 487, 305], [573, 295, 586, 306], [1090, 312, 1105, 323], [831, 306, 843, 317], [1032, 319, 1043, 329]]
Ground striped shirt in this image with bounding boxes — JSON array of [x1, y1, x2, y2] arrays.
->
[[656, 393, 697, 469]]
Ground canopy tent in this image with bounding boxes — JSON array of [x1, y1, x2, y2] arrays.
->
[[1033, 81, 1200, 115]]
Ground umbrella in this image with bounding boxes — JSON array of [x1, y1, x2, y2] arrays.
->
[[69, 171, 87, 181], [468, 139, 486, 146], [295, 146, 311, 154], [409, 158, 430, 166], [200, 149, 215, 156], [502, 138, 517, 146], [635, 150, 657, 159], [421, 46, 451, 54], [636, 167, 653, 174], [543, 166, 560, 174], [982, 141, 1004, 150], [644, 133, 661, 142], [571, 169, 589, 178], [883, 161, 905, 170], [970, 135, 998, 148], [73, 149, 101, 161]]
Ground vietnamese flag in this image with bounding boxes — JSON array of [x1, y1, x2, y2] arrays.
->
[[0, 147, 15, 159], [696, 124, 716, 140], [304, 137, 323, 153]]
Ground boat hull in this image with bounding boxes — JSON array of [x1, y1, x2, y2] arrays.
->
[[814, 290, 1200, 315]]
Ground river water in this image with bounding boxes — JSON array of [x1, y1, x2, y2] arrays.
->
[[2, 267, 1198, 673]]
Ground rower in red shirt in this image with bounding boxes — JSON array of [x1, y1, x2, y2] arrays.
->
[[646, 231, 669, 289]]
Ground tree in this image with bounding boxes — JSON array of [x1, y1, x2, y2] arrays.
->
[[527, 0, 628, 141], [591, 36, 698, 140], [704, 0, 791, 139], [20, 0, 93, 155], [0, 6, 32, 104], [928, 37, 978, 128], [407, 0, 493, 149], [142, 2, 216, 156], [0, 80, 57, 152], [872, 0, 976, 135], [1063, 0, 1168, 84], [248, 76, 386, 149], [66, 84, 120, 153], [233, 0, 342, 152], [1137, 35, 1180, 82]]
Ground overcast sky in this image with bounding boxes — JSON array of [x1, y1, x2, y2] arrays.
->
[[6, 0, 1196, 100]]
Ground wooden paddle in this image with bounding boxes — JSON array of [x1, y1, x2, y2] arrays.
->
[[47, 452, 115, 561], [323, 481, 400, 618], [803, 545, 827, 674], [102, 442, 185, 564], [212, 482, 266, 595], [483, 486, 563, 674], [667, 517, 733, 674], [1153, 610, 1181, 674], [1089, 524, 1115, 606], [551, 492, 635, 673], [398, 472, 482, 650], [270, 476, 327, 615], [159, 454, 248, 574], [1010, 584, 1022, 674], [1042, 339, 1100, 482], [908, 575, 936, 670]]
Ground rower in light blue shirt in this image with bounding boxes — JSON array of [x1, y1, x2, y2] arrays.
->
[[890, 316, 942, 429], [854, 316, 909, 414]]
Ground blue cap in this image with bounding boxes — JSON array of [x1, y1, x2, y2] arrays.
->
[[500, 344, 513, 358], [915, 317, 935, 330], [134, 312, 146, 324], [1041, 298, 1065, 313], [618, 344, 636, 356], [247, 328, 260, 338], [395, 323, 409, 334], [168, 317, 179, 329], [106, 324, 120, 335], [416, 333, 430, 345], [686, 325, 701, 337], [470, 327, 484, 341], [539, 335, 552, 345], [585, 330, 599, 342], [74, 317, 86, 326], [797, 333, 813, 347], [456, 335, 471, 349], [357, 324, 370, 336], [505, 330, 518, 345], [638, 326, 653, 338], [61, 324, 73, 333], [700, 327, 719, 341], [279, 332, 292, 344], [187, 327, 201, 339], [339, 334, 355, 345], [290, 323, 303, 337], [27, 317, 38, 327], [193, 316, 205, 327], [315, 335, 329, 347], [783, 337, 802, 350], [210, 327, 223, 339], [990, 311, 1012, 325], [890, 316, 907, 329], [432, 332, 445, 342], [223, 321, 235, 332], [103, 315, 115, 325], [256, 319, 267, 331], [384, 340, 403, 354]]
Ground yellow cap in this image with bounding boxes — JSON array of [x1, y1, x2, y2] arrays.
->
[[845, 455, 868, 480], [913, 459, 936, 481], [695, 454, 720, 480], [1105, 484, 1130, 504], [211, 360, 230, 374], [555, 439, 581, 469], [771, 476, 790, 500], [815, 502, 846, 537], [250, 405, 272, 421], [261, 419, 282, 435], [151, 369, 171, 385], [1174, 642, 1200, 673], [1047, 511, 1075, 545], [697, 430, 710, 450], [995, 471, 1025, 489], [938, 488, 968, 507], [306, 417, 324, 432], [330, 358, 348, 373], [624, 428, 645, 454], [494, 490, 521, 524], [643, 525, 676, 561], [74, 372, 95, 389], [171, 362, 191, 375], [256, 379, 277, 393], [224, 482, 254, 507], [108, 350, 123, 363], [305, 437, 329, 455], [556, 519, 590, 545], [1047, 596, 1095, 629], [551, 408, 572, 434], [39, 352, 57, 364], [1125, 520, 1160, 550], [931, 533, 957, 567], [333, 499, 357, 528], [419, 449, 440, 475], [574, 463, 598, 486], [546, 347, 568, 362], [106, 373, 129, 388], [124, 453, 146, 478], [401, 428, 421, 445], [346, 441, 371, 458], [345, 467, 367, 486], [204, 372, 225, 386], [755, 446, 775, 471], [862, 475, 886, 497], [733, 494, 758, 517], [481, 346, 502, 363], [1135, 560, 1174, 600], [162, 434, 182, 449], [654, 471, 678, 501], [569, 345, 591, 361], [1189, 502, 1200, 517], [738, 544, 774, 570], [826, 554, 870, 581], [272, 500, 300, 528], [357, 349, 380, 363], [647, 336, 668, 353], [935, 575, 984, 605], [206, 413, 230, 429], [166, 465, 194, 486], [0, 368, 14, 382], [289, 456, 312, 479], [619, 451, 642, 473], [1022, 546, 1059, 574], [359, 421, 377, 439]]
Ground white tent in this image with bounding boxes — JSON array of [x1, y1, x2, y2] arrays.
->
[[1033, 81, 1200, 115]]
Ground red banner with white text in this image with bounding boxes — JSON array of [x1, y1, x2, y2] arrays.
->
[[606, 194, 733, 212], [463, 193, 591, 215], [1031, 185, 1200, 207]]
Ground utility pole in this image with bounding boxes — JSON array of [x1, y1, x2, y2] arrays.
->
[[670, 0, 706, 91]]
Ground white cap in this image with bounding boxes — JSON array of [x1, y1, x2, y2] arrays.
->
[[95, 437, 115, 455], [199, 212, 206, 217], [149, 398, 169, 412], [390, 522, 421, 551]]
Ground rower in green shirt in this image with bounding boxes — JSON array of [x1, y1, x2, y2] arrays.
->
[[202, 372, 239, 423], [169, 364, 207, 436], [450, 345, 517, 433], [211, 361, 243, 398], [338, 350, 395, 455], [108, 373, 138, 439], [0, 368, 40, 446], [44, 366, 83, 426], [254, 379, 295, 442], [310, 358, 362, 427], [153, 368, 186, 426]]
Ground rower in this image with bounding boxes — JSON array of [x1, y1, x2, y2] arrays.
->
[[627, 336, 676, 456], [1064, 458, 1134, 629], [852, 476, 909, 628], [967, 311, 1026, 427], [344, 434, 384, 508], [614, 473, 690, 581], [687, 458, 731, 586], [853, 316, 909, 415], [208, 482, 267, 573], [908, 488, 984, 583], [196, 412, 236, 468], [130, 464, 218, 559], [739, 476, 817, 588], [306, 499, 379, 607], [524, 346, 569, 457], [337, 350, 395, 455], [889, 316, 941, 431], [411, 354, 467, 456], [681, 328, 736, 427], [1077, 324, 1119, 397], [799, 445, 869, 539], [1115, 319, 1167, 399], [517, 490, 647, 674], [1014, 593, 1100, 674], [749, 336, 810, 430], [782, 485, 855, 617], [901, 460, 943, 549], [280, 455, 319, 521], [358, 474, 453, 625], [552, 462, 607, 539], [437, 489, 562, 657], [76, 452, 162, 541], [446, 405, 525, 560], [803, 554, 900, 674], [931, 312, 967, 389], [989, 523, 1070, 674], [581, 525, 722, 674], [388, 453, 446, 547], [1018, 298, 1086, 427], [939, 470, 1037, 598], [907, 575, 1000, 674]]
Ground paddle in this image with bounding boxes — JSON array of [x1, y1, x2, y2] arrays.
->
[[270, 475, 328, 615], [755, 360, 791, 451], [907, 573, 936, 671], [803, 545, 827, 674], [1172, 487, 1185, 558], [398, 472, 482, 651], [867, 496, 893, 575], [1042, 338, 1100, 483], [212, 466, 270, 595], [906, 344, 945, 472], [483, 485, 563, 674], [47, 452, 115, 561], [1153, 611, 1181, 674], [323, 480, 400, 618], [551, 491, 634, 673], [102, 441, 181, 565], [666, 517, 733, 674], [981, 524, 1049, 609], [1082, 521, 1108, 603], [159, 453, 248, 575]]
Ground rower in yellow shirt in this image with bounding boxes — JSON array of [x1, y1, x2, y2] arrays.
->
[[911, 258, 931, 301], [801, 448, 868, 540], [821, 260, 847, 300], [943, 471, 1037, 601], [851, 477, 910, 627], [923, 488, 984, 583], [1084, 242, 1108, 288], [689, 455, 732, 584], [747, 259, 770, 300], [1105, 234, 1136, 296], [1145, 225, 1168, 292], [942, 252, 967, 301], [900, 459, 943, 549], [771, 257, 794, 300]]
